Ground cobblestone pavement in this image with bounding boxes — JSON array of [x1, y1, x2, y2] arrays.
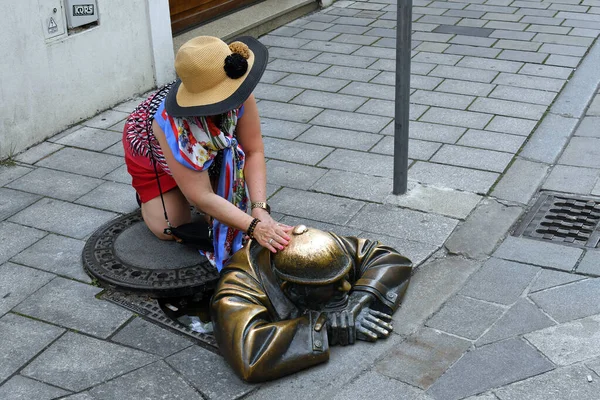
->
[[1, 0, 600, 399]]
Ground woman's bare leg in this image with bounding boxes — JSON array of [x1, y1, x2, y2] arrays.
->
[[141, 188, 191, 240]]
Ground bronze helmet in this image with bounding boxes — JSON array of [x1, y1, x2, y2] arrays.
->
[[271, 225, 352, 285]]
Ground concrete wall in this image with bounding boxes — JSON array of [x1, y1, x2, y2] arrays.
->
[[0, 0, 176, 159]]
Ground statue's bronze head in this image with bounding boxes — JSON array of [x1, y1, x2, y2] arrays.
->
[[272, 225, 352, 310]]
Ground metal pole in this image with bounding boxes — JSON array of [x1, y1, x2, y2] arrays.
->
[[393, 0, 413, 195]]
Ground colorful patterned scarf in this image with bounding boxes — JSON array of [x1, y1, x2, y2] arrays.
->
[[154, 101, 247, 271]]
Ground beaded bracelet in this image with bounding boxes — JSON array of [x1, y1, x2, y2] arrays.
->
[[247, 218, 260, 239]]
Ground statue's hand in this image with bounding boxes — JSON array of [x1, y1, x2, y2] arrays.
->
[[355, 308, 393, 342], [325, 292, 373, 346]]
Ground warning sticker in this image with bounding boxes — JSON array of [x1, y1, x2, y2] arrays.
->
[[48, 17, 58, 34]]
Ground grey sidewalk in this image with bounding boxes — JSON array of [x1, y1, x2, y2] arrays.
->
[[2, 0, 600, 399]]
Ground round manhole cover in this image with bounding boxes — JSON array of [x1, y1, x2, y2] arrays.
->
[[83, 210, 219, 297]]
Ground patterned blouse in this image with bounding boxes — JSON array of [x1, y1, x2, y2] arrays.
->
[[123, 83, 248, 271]]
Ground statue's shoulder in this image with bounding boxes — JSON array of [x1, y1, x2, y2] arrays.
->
[[220, 240, 265, 280]]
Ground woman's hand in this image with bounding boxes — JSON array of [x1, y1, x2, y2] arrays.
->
[[251, 210, 293, 253]]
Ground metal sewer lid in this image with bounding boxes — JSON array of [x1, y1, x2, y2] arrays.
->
[[82, 209, 219, 298], [513, 192, 600, 248], [102, 290, 219, 352]]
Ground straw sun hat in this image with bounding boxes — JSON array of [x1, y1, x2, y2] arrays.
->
[[165, 36, 268, 117]]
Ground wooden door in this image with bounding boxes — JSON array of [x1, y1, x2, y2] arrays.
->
[[169, 0, 263, 35]]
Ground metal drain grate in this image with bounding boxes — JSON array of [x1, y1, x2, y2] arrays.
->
[[102, 290, 219, 352], [513, 192, 600, 248]]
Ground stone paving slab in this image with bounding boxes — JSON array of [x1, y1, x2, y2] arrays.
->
[[486, 115, 537, 137], [385, 182, 482, 220], [399, 121, 466, 143], [8, 198, 117, 240], [314, 148, 391, 181], [576, 250, 600, 276], [409, 161, 499, 194], [297, 125, 382, 151], [99, 142, 125, 157], [257, 100, 323, 123], [529, 278, 600, 323], [431, 145, 513, 173], [491, 158, 550, 204], [166, 346, 254, 400], [14, 277, 133, 339], [426, 339, 554, 400], [558, 137, 600, 168], [0, 313, 65, 383], [464, 395, 497, 400], [419, 107, 493, 129], [260, 117, 310, 140], [376, 327, 471, 390], [0, 188, 41, 221], [476, 299, 555, 346], [87, 361, 203, 400], [495, 364, 600, 399], [445, 199, 523, 259], [426, 294, 505, 340], [357, 231, 439, 267], [519, 114, 578, 164], [311, 108, 392, 133], [372, 137, 442, 161], [456, 129, 526, 154], [349, 203, 459, 246], [106, 119, 127, 135], [587, 94, 600, 116], [110, 317, 193, 358], [267, 160, 328, 190], [0, 165, 32, 187], [35, 148, 123, 179], [292, 90, 368, 111], [270, 187, 365, 225], [493, 236, 583, 271], [22, 332, 157, 392], [74, 182, 139, 214], [6, 168, 104, 202], [10, 234, 90, 282], [331, 371, 425, 400], [529, 268, 586, 292], [0, 375, 70, 400], [62, 394, 95, 400], [489, 85, 557, 106], [55, 127, 122, 152], [575, 116, 600, 138], [13, 142, 63, 165], [587, 357, 600, 377], [279, 215, 360, 237], [245, 334, 404, 400], [542, 165, 600, 195], [102, 165, 130, 185], [82, 110, 128, 130], [0, 263, 54, 317], [549, 41, 600, 119], [459, 258, 539, 305], [264, 137, 333, 165], [312, 169, 394, 202], [0, 222, 46, 265], [525, 314, 600, 366]]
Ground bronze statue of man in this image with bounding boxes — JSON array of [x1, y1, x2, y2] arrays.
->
[[210, 225, 412, 382]]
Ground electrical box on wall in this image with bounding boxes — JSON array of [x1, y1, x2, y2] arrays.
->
[[40, 0, 67, 41], [65, 0, 98, 29]]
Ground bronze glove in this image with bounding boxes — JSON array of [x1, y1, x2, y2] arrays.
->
[[325, 292, 393, 346]]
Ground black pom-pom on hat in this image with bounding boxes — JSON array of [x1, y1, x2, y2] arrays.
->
[[224, 53, 249, 79]]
